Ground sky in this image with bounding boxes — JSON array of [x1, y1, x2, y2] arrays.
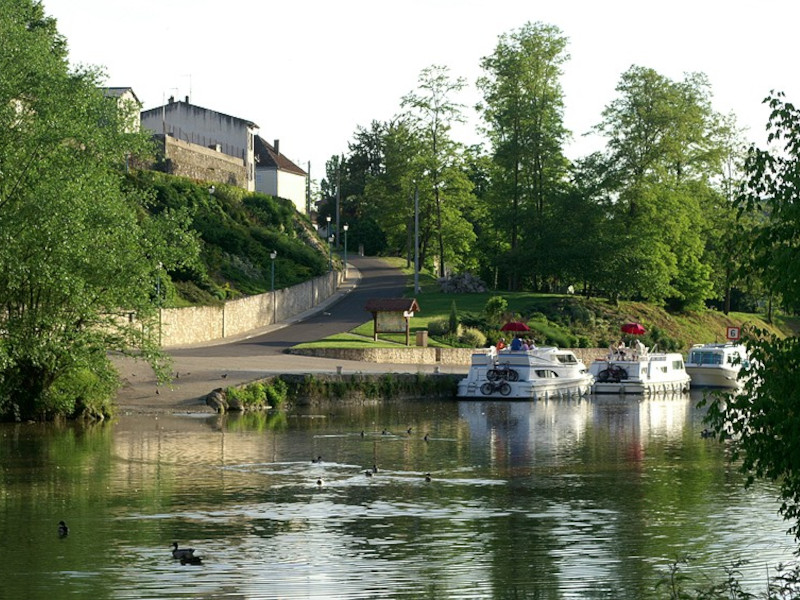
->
[[41, 0, 800, 183]]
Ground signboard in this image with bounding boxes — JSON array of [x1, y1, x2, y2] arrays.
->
[[726, 326, 741, 341], [376, 311, 407, 334]]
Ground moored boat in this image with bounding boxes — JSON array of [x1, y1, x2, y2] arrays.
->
[[457, 346, 594, 400], [589, 346, 691, 395], [685, 343, 749, 389]]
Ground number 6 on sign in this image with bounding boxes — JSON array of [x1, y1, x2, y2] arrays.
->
[[727, 326, 740, 341]]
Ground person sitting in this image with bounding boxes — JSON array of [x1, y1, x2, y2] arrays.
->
[[521, 339, 530, 351], [617, 340, 627, 359], [510, 336, 523, 351], [496, 337, 506, 351]]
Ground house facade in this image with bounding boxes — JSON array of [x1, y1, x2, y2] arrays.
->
[[102, 87, 141, 133], [140, 97, 258, 192], [254, 137, 308, 214]]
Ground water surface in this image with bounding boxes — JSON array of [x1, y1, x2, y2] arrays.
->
[[1, 393, 795, 599]]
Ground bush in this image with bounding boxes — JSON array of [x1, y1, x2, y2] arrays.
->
[[265, 378, 287, 407], [449, 300, 459, 334], [427, 318, 451, 336], [460, 327, 487, 348], [483, 296, 508, 325]]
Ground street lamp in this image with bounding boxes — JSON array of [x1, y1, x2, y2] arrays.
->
[[270, 250, 277, 323], [342, 224, 349, 280], [326, 215, 332, 272]]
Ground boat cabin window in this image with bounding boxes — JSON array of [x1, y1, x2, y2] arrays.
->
[[555, 354, 577, 364], [535, 370, 559, 378], [672, 360, 684, 370], [690, 351, 723, 365]]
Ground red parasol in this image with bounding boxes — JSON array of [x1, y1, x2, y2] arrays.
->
[[621, 322, 646, 335], [500, 321, 531, 332]]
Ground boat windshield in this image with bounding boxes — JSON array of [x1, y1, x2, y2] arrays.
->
[[689, 351, 723, 365]]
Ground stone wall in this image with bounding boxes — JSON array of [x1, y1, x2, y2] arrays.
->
[[153, 134, 247, 188], [288, 346, 610, 366], [159, 271, 339, 347]]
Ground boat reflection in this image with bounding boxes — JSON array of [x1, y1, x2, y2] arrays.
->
[[458, 392, 695, 470]]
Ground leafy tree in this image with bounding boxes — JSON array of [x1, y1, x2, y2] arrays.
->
[[477, 22, 570, 290], [0, 0, 196, 420], [593, 66, 721, 307], [703, 92, 800, 544], [402, 65, 476, 277]]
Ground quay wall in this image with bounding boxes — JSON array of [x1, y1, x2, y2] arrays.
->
[[288, 346, 610, 366]]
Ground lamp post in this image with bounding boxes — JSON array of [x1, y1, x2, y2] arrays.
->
[[270, 250, 277, 323], [326, 215, 332, 272], [342, 224, 349, 280]]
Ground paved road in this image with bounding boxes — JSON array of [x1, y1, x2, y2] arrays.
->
[[114, 255, 466, 413]]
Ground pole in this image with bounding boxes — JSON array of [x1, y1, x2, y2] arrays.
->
[[270, 251, 276, 324], [326, 216, 332, 272], [336, 155, 342, 249], [343, 224, 349, 280], [414, 184, 420, 294]]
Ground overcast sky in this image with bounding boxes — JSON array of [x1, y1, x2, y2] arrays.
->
[[42, 0, 800, 182]]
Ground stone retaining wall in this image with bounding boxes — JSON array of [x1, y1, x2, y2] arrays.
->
[[289, 346, 610, 366], [158, 270, 340, 347]]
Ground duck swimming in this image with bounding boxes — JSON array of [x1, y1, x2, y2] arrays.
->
[[171, 542, 196, 560], [58, 521, 69, 537]]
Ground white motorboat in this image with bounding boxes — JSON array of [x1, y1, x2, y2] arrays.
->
[[457, 347, 594, 399], [685, 343, 749, 389], [589, 346, 691, 394]]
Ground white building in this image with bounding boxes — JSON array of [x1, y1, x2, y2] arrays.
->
[[140, 97, 258, 191], [102, 87, 141, 133], [254, 137, 308, 214]]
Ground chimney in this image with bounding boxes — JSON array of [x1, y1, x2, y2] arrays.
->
[[168, 96, 174, 104], [274, 139, 280, 155], [185, 95, 190, 104]]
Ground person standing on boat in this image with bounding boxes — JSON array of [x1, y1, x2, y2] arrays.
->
[[634, 338, 646, 358]]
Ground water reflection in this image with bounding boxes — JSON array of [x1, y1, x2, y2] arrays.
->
[[1, 393, 796, 599]]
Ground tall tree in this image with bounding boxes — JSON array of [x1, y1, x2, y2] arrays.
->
[[477, 22, 570, 290], [593, 66, 721, 308], [402, 65, 476, 278], [0, 0, 196, 420]]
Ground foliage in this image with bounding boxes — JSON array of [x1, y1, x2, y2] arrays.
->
[[401, 65, 478, 277], [655, 556, 800, 599], [590, 66, 724, 308], [427, 318, 452, 337], [702, 92, 800, 545], [0, 0, 194, 420], [225, 378, 287, 410], [477, 21, 571, 290], [449, 300, 459, 334], [483, 296, 509, 326], [131, 171, 327, 302], [459, 327, 486, 348]]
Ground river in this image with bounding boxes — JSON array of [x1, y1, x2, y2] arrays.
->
[[1, 391, 795, 599]]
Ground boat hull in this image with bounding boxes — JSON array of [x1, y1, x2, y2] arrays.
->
[[457, 347, 594, 400], [457, 376, 593, 399], [589, 353, 691, 395], [685, 366, 742, 389]]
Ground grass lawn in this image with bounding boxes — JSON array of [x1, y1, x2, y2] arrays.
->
[[294, 257, 787, 351]]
